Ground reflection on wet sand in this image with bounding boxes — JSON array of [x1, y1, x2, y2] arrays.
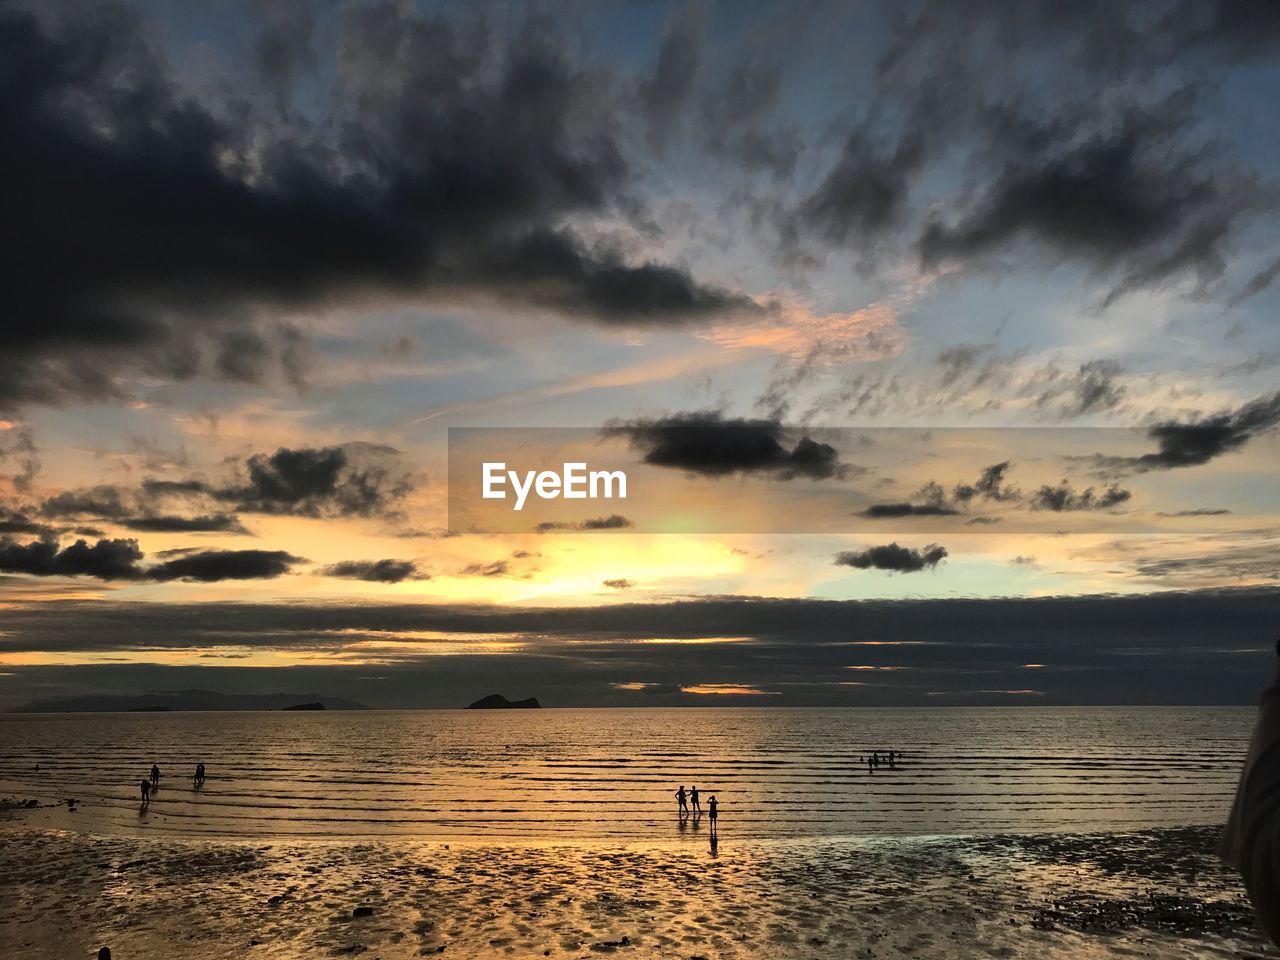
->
[[0, 824, 1269, 960]]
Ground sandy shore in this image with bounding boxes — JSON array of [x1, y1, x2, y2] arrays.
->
[[0, 816, 1273, 959]]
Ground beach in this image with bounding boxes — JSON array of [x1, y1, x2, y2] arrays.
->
[[1, 706, 1270, 958], [1, 812, 1273, 960]]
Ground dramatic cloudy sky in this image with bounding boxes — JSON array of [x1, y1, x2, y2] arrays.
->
[[1, 0, 1279, 709]]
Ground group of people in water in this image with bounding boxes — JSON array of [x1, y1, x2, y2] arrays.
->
[[860, 749, 903, 772], [674, 785, 719, 834], [138, 762, 207, 803], [667, 751, 902, 839]]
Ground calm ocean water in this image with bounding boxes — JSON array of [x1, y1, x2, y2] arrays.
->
[[0, 707, 1252, 840]]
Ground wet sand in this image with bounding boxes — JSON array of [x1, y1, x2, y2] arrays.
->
[[1, 815, 1274, 960]]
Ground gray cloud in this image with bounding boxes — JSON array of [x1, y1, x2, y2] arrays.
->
[[859, 502, 959, 519], [604, 411, 848, 480], [40, 486, 131, 521], [918, 100, 1249, 305], [863, 461, 1021, 519], [321, 559, 424, 583], [1030, 480, 1132, 511], [148, 549, 303, 583], [0, 3, 757, 412], [0, 536, 302, 582], [23, 444, 410, 529], [537, 514, 635, 533], [1230, 254, 1280, 306], [0, 537, 145, 581], [638, 2, 705, 149], [208, 444, 412, 519], [119, 514, 248, 534], [951, 461, 1021, 504], [835, 542, 948, 572], [1098, 392, 1280, 473]]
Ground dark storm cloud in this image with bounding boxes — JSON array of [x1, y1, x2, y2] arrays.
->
[[1097, 392, 1280, 473], [119, 514, 248, 534], [1029, 481, 1132, 511], [0, 3, 756, 412], [321, 559, 424, 583], [603, 412, 847, 480], [834, 542, 948, 573], [602, 578, 635, 590], [6, 588, 1276, 707]]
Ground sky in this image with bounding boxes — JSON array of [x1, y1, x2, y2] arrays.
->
[[1, 0, 1279, 709]]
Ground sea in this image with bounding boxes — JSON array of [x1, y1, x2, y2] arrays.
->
[[0, 706, 1252, 840]]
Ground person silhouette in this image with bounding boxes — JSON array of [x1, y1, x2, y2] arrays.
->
[[708, 795, 718, 836], [139, 778, 151, 803], [675, 785, 688, 815], [98, 948, 111, 960], [193, 762, 205, 786], [150, 763, 160, 787], [690, 785, 701, 813]]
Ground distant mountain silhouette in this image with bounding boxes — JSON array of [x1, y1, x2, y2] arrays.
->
[[12, 689, 368, 713], [466, 693, 541, 709]]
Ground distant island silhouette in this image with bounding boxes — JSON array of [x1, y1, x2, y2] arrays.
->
[[13, 689, 368, 713], [467, 694, 541, 710]]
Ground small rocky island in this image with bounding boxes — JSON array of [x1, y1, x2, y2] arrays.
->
[[466, 694, 541, 710]]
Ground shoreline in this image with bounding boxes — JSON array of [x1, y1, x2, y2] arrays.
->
[[1, 819, 1272, 959]]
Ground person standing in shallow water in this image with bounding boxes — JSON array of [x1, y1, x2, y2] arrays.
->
[[690, 785, 701, 814], [139, 778, 150, 803], [675, 785, 688, 815], [708, 795, 718, 835], [150, 763, 160, 787]]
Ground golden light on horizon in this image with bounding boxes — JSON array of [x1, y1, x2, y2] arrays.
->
[[680, 683, 781, 696]]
